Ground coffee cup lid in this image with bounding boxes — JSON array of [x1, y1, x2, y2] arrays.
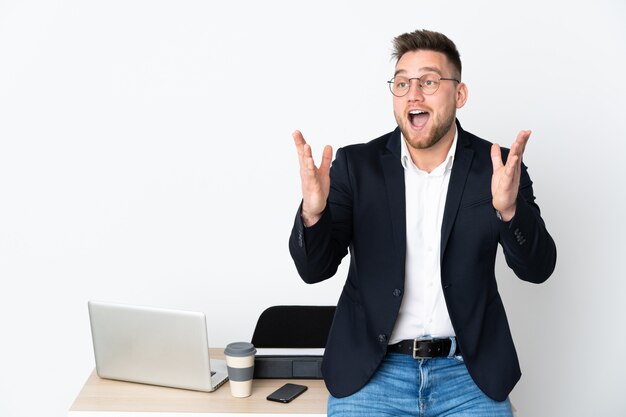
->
[[224, 342, 256, 357]]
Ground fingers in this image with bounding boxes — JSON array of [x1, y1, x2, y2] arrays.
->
[[319, 145, 333, 176], [293, 131, 331, 222], [491, 143, 503, 170], [504, 129, 531, 175], [492, 130, 531, 215], [293, 130, 306, 147], [293, 130, 306, 162], [511, 130, 531, 158], [293, 130, 314, 174], [299, 141, 319, 184], [293, 130, 333, 175], [492, 143, 517, 178], [519, 129, 531, 144], [303, 144, 316, 173], [504, 154, 519, 177]]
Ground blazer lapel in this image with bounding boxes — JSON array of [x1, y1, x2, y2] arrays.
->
[[441, 121, 475, 260], [381, 129, 406, 268]]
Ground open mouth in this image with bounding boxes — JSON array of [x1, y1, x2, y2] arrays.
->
[[409, 109, 430, 129]]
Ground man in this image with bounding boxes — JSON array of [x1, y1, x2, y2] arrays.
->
[[289, 29, 556, 416]]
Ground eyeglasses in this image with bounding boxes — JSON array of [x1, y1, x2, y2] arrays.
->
[[387, 73, 460, 97]]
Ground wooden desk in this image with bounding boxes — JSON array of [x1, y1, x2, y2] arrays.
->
[[69, 349, 328, 416]]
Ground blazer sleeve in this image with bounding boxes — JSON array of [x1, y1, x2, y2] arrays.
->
[[288, 147, 353, 284], [497, 163, 557, 283]]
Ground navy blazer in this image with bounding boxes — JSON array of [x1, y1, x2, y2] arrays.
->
[[289, 120, 556, 401]]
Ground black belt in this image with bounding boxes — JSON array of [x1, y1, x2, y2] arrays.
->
[[387, 338, 460, 359]]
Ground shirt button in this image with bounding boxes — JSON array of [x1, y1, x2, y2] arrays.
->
[[392, 289, 402, 297], [378, 334, 387, 343]]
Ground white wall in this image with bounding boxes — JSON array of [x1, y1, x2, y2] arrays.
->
[[1, 1, 624, 416]]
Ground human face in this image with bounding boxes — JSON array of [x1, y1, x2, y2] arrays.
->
[[392, 50, 467, 151]]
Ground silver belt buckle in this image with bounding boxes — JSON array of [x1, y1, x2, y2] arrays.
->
[[412, 338, 434, 359]]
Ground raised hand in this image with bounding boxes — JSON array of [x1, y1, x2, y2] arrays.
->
[[490, 130, 531, 222], [293, 130, 333, 227]]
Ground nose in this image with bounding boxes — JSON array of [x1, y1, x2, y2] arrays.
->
[[406, 79, 425, 101]]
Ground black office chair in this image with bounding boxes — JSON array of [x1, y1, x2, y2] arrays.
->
[[251, 305, 336, 348]]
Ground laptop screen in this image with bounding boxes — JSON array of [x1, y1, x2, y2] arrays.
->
[[88, 301, 227, 392]]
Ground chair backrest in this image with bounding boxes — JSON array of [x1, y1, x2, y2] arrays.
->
[[251, 305, 336, 348]]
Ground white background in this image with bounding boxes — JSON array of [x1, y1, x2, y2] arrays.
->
[[1, 1, 625, 416]]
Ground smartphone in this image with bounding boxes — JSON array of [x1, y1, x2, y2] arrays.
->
[[266, 383, 308, 403]]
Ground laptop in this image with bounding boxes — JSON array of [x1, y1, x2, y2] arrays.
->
[[88, 300, 228, 392]]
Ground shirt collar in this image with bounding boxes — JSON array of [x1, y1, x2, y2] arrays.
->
[[400, 129, 458, 174]]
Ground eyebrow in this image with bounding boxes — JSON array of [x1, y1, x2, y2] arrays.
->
[[393, 66, 444, 77]]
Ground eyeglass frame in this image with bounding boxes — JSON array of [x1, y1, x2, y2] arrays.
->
[[387, 74, 460, 97]]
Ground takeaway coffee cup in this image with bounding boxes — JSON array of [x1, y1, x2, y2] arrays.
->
[[224, 342, 257, 397]]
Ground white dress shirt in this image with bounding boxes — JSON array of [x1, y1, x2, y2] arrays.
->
[[389, 131, 458, 344]]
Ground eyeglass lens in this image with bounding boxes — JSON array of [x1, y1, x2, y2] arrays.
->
[[389, 74, 441, 96]]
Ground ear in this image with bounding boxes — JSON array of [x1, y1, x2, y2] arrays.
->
[[456, 82, 468, 109]]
